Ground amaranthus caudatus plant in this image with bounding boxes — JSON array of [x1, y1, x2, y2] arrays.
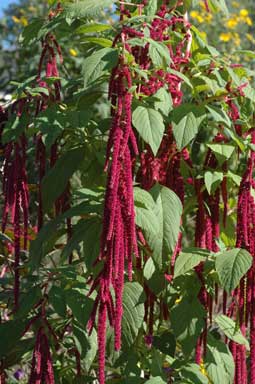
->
[[1, 0, 255, 383]]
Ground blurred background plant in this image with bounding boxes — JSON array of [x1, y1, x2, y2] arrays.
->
[[190, 1, 255, 63]]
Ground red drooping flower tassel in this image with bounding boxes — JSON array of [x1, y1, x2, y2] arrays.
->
[[87, 29, 139, 382], [28, 327, 55, 384], [2, 111, 29, 310]]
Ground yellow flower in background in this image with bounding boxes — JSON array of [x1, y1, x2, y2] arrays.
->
[[240, 9, 249, 17], [69, 48, 78, 57], [12, 14, 28, 26], [227, 17, 238, 29], [233, 32, 241, 46], [190, 11, 198, 19], [190, 11, 204, 23], [246, 33, 255, 43], [244, 16, 252, 26], [232, 1, 240, 7], [220, 32, 232, 42], [12, 15, 20, 23], [205, 13, 213, 23], [28, 6, 36, 12], [20, 16, 28, 27]]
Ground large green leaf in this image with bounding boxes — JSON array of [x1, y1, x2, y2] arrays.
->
[[65, 288, 94, 326], [153, 185, 183, 255], [82, 47, 118, 88], [215, 248, 252, 293], [205, 335, 234, 384], [204, 171, 224, 195], [153, 331, 176, 357], [154, 88, 173, 116], [49, 285, 67, 318], [132, 106, 165, 155], [148, 39, 171, 68], [42, 146, 85, 212], [215, 315, 250, 350], [172, 104, 206, 149], [29, 201, 102, 270], [122, 282, 145, 347], [73, 322, 97, 370], [0, 320, 27, 360], [171, 297, 206, 355], [174, 248, 209, 278], [181, 364, 209, 384], [207, 144, 235, 165], [64, 0, 114, 19]]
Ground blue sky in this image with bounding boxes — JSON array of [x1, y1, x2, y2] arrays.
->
[[0, 0, 13, 15]]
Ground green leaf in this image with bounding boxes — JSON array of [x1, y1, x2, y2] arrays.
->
[[145, 0, 158, 15], [181, 364, 209, 384], [206, 105, 231, 128], [29, 201, 101, 270], [49, 286, 66, 317], [19, 19, 44, 45], [82, 36, 113, 47], [215, 315, 250, 350], [122, 282, 145, 347], [205, 335, 234, 384], [65, 289, 94, 326], [147, 185, 182, 268], [42, 146, 85, 212], [215, 248, 252, 293], [64, 0, 114, 19], [132, 106, 165, 155], [148, 39, 171, 68], [154, 88, 173, 116], [144, 258, 166, 295], [2, 338, 34, 370], [171, 297, 206, 355], [75, 23, 112, 34], [73, 323, 97, 370], [204, 171, 224, 195], [145, 378, 167, 384], [153, 331, 176, 357], [207, 143, 235, 165], [0, 320, 26, 360], [82, 48, 118, 88], [158, 186, 182, 255], [14, 287, 42, 320], [2, 114, 29, 144], [174, 248, 209, 278], [172, 104, 206, 150]]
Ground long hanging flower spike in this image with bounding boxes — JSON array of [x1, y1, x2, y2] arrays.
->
[[87, 11, 140, 383], [28, 327, 55, 384]]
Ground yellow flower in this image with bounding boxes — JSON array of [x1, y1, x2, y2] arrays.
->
[[175, 297, 182, 304], [244, 16, 252, 26], [233, 32, 241, 46], [69, 48, 78, 57], [200, 360, 210, 379], [219, 32, 232, 42], [190, 11, 199, 19], [205, 13, 213, 23], [232, 1, 240, 7], [190, 10, 204, 23], [246, 33, 255, 43], [12, 15, 20, 23], [240, 9, 249, 17], [20, 16, 28, 27], [28, 6, 36, 12], [227, 18, 238, 29]]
